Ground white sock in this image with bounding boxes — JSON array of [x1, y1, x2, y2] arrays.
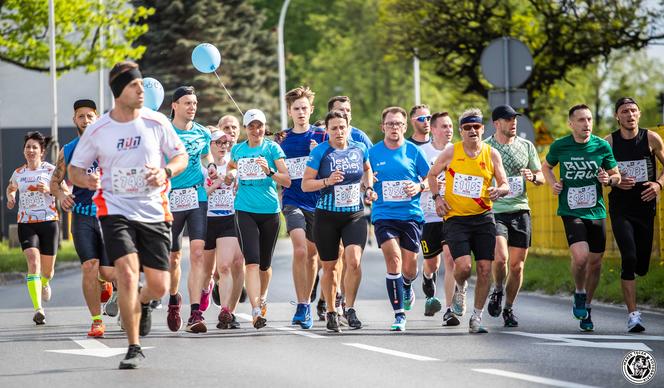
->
[[473, 308, 483, 319]]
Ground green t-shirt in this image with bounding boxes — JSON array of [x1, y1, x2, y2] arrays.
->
[[484, 135, 541, 213], [545, 134, 617, 219]]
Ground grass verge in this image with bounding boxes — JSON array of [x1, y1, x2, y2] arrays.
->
[[523, 254, 664, 308], [0, 240, 79, 273]]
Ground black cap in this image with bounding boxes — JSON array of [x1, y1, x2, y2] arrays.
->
[[172, 86, 195, 103], [614, 97, 639, 113], [73, 99, 97, 112], [492, 105, 520, 121]]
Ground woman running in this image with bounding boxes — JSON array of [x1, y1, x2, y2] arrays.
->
[[6, 131, 64, 324], [302, 110, 376, 332], [225, 109, 291, 329]]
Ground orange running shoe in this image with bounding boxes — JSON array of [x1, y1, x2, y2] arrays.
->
[[88, 319, 105, 337], [100, 282, 113, 303]]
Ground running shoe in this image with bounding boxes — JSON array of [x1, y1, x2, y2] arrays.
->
[[228, 314, 240, 329], [167, 292, 183, 332], [149, 299, 162, 310], [469, 314, 488, 334], [212, 282, 220, 307], [627, 311, 645, 333], [200, 280, 213, 312], [100, 282, 113, 303], [217, 306, 233, 329], [316, 299, 326, 321], [404, 287, 415, 311], [442, 308, 460, 326], [87, 319, 105, 338], [252, 314, 267, 329], [390, 314, 406, 332], [580, 308, 594, 332], [42, 284, 52, 302], [326, 311, 340, 333], [300, 304, 314, 330], [33, 309, 45, 325], [572, 292, 588, 320], [502, 308, 519, 327], [424, 297, 442, 317], [260, 299, 268, 317], [422, 273, 437, 299], [452, 282, 467, 316], [292, 303, 306, 325], [239, 287, 247, 303], [487, 290, 503, 317], [118, 345, 145, 370], [186, 310, 207, 333], [139, 303, 152, 336], [104, 291, 119, 317], [345, 308, 362, 330]]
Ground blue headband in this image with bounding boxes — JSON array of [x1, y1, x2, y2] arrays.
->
[[459, 116, 483, 126]]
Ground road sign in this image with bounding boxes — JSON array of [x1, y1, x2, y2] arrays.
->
[[480, 37, 533, 89], [488, 89, 528, 109], [483, 115, 536, 143]]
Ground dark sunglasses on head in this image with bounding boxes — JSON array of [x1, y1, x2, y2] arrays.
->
[[415, 115, 432, 123]]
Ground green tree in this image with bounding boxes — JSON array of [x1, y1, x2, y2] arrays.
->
[[0, 0, 153, 73], [134, 0, 278, 126]]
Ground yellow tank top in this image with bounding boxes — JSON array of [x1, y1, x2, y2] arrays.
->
[[444, 142, 494, 219]]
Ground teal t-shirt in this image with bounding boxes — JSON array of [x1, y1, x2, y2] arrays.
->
[[170, 121, 211, 201], [545, 134, 617, 219], [484, 135, 541, 213], [231, 139, 286, 214]]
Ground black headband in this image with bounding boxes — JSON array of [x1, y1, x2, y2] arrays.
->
[[614, 97, 639, 113], [110, 68, 142, 98], [460, 116, 483, 126]]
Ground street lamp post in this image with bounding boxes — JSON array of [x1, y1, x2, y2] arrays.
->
[[48, 0, 58, 162], [278, 0, 291, 131]]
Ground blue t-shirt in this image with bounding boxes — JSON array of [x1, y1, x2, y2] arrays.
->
[[307, 140, 368, 213], [278, 125, 327, 211], [351, 126, 373, 149], [231, 139, 286, 214], [170, 121, 211, 201], [63, 137, 98, 216], [369, 140, 430, 223]]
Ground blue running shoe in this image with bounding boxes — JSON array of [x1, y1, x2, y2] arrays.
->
[[300, 304, 313, 329], [391, 314, 407, 332], [404, 287, 415, 311], [580, 308, 594, 332], [573, 293, 588, 320], [292, 303, 306, 325]]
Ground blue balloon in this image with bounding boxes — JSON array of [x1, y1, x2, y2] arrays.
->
[[192, 43, 221, 73], [143, 77, 164, 111]]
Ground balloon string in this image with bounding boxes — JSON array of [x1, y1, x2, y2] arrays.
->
[[214, 71, 243, 116]]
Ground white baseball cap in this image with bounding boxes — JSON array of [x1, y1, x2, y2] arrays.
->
[[210, 130, 228, 142], [243, 109, 267, 127]]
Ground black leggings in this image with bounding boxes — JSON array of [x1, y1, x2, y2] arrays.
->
[[235, 210, 280, 271], [610, 211, 654, 280]]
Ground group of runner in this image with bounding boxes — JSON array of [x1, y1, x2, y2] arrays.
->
[[5, 60, 663, 369]]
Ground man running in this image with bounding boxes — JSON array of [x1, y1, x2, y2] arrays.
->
[[165, 86, 213, 334], [69, 61, 187, 369], [484, 105, 543, 327], [50, 99, 116, 337], [408, 104, 431, 146], [542, 104, 620, 332], [605, 97, 664, 332], [370, 106, 430, 332], [427, 108, 509, 334]]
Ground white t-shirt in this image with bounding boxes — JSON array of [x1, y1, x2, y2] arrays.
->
[[70, 108, 185, 223], [10, 162, 58, 223], [205, 154, 236, 217], [418, 141, 453, 224]]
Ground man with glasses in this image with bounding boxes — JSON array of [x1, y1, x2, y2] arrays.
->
[[427, 108, 509, 333], [408, 104, 432, 146], [370, 106, 430, 331]]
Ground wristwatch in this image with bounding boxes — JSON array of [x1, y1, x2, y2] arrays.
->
[[267, 168, 276, 177], [419, 182, 426, 191], [432, 193, 441, 200], [164, 167, 173, 179]]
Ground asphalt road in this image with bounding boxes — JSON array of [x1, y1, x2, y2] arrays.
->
[[0, 238, 662, 387]]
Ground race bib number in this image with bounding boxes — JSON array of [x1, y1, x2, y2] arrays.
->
[[421, 193, 436, 214], [237, 158, 266, 180], [567, 185, 597, 210], [169, 187, 199, 212], [20, 191, 47, 211], [112, 167, 150, 196], [334, 183, 360, 208], [285, 156, 307, 180], [618, 160, 648, 182], [208, 185, 235, 211], [382, 180, 411, 202], [504, 176, 524, 199], [452, 173, 483, 198]]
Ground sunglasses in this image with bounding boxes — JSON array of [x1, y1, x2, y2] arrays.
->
[[214, 139, 229, 146], [415, 115, 432, 123], [461, 124, 483, 131]]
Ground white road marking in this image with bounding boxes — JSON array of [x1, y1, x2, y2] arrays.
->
[[473, 368, 600, 388], [45, 338, 153, 358], [505, 331, 655, 351], [235, 313, 326, 339], [343, 343, 438, 361]]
